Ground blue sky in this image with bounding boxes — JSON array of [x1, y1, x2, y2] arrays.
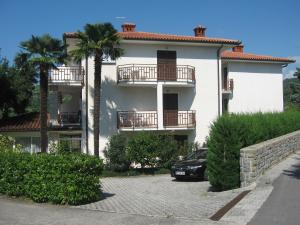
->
[[1, 0, 299, 77]]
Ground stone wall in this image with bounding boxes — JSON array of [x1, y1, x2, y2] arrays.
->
[[240, 130, 300, 187]]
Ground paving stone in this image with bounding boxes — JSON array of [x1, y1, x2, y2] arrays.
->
[[75, 174, 243, 220]]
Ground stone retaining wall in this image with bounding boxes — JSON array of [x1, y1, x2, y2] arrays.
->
[[240, 130, 300, 187]]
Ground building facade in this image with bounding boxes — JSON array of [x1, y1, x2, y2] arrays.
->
[[0, 23, 294, 156]]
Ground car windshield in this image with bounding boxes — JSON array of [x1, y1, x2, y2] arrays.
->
[[186, 150, 207, 160]]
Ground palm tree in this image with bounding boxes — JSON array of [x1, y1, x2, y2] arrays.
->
[[294, 68, 300, 80], [20, 35, 66, 153], [70, 23, 123, 157]]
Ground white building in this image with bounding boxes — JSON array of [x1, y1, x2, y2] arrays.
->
[[0, 23, 294, 156]]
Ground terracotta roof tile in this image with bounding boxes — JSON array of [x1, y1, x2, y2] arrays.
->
[[221, 51, 294, 63], [64, 31, 241, 45], [0, 112, 47, 132]]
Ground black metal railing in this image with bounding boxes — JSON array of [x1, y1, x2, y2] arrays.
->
[[163, 110, 196, 128], [58, 112, 81, 125], [49, 66, 84, 83], [117, 64, 195, 83], [117, 111, 158, 129]]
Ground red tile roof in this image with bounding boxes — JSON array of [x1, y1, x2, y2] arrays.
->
[[0, 112, 44, 132], [64, 31, 241, 45], [221, 51, 294, 63]]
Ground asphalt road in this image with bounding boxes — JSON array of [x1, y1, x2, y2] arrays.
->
[[248, 158, 300, 225]]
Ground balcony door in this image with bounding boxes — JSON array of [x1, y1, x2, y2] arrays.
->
[[163, 93, 178, 126], [157, 50, 177, 81]]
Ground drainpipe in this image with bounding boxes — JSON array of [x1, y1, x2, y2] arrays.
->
[[217, 45, 224, 117], [85, 56, 89, 154]]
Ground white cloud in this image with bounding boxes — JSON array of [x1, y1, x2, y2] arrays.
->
[[283, 56, 300, 79]]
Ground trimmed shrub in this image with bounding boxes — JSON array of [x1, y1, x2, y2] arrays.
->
[[207, 110, 300, 191], [0, 151, 103, 205], [127, 132, 178, 168], [104, 133, 131, 172]]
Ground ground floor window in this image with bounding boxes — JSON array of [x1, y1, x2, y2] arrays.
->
[[15, 136, 41, 153], [59, 134, 81, 153]]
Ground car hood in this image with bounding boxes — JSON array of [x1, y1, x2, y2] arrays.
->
[[174, 159, 206, 167]]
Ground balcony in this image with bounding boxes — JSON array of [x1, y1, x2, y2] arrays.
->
[[222, 79, 234, 95], [117, 111, 158, 130], [49, 66, 84, 86], [163, 110, 196, 129], [117, 64, 195, 86], [117, 110, 196, 130]]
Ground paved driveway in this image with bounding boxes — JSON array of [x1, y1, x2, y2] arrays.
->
[[76, 175, 243, 220]]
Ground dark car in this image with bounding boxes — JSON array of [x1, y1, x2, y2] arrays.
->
[[171, 148, 207, 180]]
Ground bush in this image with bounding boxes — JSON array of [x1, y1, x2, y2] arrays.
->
[[104, 133, 131, 172], [207, 111, 300, 191], [0, 135, 21, 153], [0, 151, 103, 205], [127, 132, 178, 168]]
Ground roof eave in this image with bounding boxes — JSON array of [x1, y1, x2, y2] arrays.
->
[[221, 57, 295, 64]]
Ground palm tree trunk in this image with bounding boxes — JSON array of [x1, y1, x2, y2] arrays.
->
[[40, 65, 48, 153], [93, 51, 102, 157]]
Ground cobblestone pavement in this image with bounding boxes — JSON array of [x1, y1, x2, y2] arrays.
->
[[76, 175, 243, 220]]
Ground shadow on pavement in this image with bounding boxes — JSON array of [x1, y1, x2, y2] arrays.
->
[[101, 192, 115, 200]]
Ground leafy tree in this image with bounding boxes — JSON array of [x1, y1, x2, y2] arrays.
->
[[70, 23, 123, 156], [20, 35, 66, 153], [283, 78, 300, 110], [0, 52, 36, 118], [294, 67, 300, 80], [104, 133, 130, 172]]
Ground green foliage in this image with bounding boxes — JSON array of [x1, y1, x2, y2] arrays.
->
[[0, 135, 14, 151], [207, 111, 300, 191], [0, 52, 36, 118], [0, 151, 103, 205], [49, 140, 73, 154], [294, 67, 300, 80], [284, 78, 300, 111], [104, 133, 130, 172], [127, 132, 178, 168], [0, 135, 22, 153], [101, 167, 170, 178]]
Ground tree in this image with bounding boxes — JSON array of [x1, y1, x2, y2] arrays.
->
[[70, 23, 123, 157], [294, 68, 300, 80], [20, 35, 66, 153], [0, 52, 36, 118]]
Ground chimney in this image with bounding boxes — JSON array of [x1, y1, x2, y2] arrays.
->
[[232, 45, 244, 53], [194, 25, 206, 37], [122, 23, 136, 32]]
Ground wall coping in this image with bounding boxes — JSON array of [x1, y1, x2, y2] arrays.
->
[[240, 130, 300, 153]]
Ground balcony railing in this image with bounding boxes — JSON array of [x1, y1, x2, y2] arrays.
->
[[58, 112, 81, 125], [117, 64, 195, 83], [163, 110, 196, 128], [223, 79, 234, 93], [117, 111, 158, 129], [49, 66, 84, 84], [117, 110, 196, 129]]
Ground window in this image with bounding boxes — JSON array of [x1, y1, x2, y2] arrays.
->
[[31, 137, 41, 153], [59, 134, 81, 152], [15, 137, 31, 153], [15, 136, 41, 153]]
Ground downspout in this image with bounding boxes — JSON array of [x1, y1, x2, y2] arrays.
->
[[217, 45, 224, 117], [85, 56, 89, 154]]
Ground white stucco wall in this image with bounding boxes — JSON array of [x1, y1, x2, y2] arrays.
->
[[226, 62, 284, 113], [81, 42, 221, 156]]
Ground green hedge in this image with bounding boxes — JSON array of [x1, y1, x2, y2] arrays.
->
[[0, 151, 103, 205], [207, 110, 300, 191]]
